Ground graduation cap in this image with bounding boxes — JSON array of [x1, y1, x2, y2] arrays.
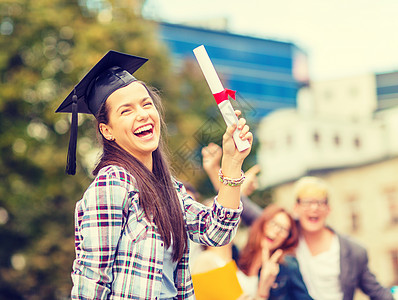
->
[[56, 50, 148, 175]]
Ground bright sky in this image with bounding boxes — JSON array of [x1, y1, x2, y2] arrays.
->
[[143, 0, 398, 80]]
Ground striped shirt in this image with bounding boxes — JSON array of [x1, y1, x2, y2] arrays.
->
[[71, 165, 242, 299]]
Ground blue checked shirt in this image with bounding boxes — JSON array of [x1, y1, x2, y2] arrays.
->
[[71, 165, 242, 299]]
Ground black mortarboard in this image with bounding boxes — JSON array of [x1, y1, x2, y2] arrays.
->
[[55, 50, 148, 175]]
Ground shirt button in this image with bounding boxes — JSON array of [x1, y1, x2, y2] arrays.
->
[[227, 213, 232, 218], [160, 242, 164, 247]]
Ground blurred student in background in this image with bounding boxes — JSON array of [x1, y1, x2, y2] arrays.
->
[[293, 176, 393, 300], [189, 141, 262, 274], [195, 143, 311, 299], [238, 204, 313, 299]]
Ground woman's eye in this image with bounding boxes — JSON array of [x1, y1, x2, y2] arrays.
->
[[121, 109, 130, 115], [144, 102, 152, 107]]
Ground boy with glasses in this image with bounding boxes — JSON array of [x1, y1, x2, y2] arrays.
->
[[294, 176, 393, 300]]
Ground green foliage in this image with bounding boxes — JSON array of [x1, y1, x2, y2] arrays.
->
[[0, 0, 260, 298], [0, 0, 174, 298]]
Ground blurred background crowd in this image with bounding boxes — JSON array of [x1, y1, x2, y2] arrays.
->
[[1, 0, 398, 299]]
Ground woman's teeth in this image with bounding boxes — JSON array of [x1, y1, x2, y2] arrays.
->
[[134, 125, 153, 136]]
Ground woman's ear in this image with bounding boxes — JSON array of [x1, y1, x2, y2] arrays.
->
[[99, 123, 114, 141]]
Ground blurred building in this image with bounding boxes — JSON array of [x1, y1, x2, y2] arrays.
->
[[376, 71, 398, 110], [258, 71, 398, 187], [156, 22, 309, 123], [257, 70, 398, 294], [258, 74, 383, 187]]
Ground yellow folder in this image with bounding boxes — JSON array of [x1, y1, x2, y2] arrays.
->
[[192, 260, 244, 300]]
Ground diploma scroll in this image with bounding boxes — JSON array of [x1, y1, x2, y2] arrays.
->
[[193, 45, 250, 152]]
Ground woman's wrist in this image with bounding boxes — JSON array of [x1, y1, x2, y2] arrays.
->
[[256, 294, 268, 300], [218, 169, 245, 187], [220, 157, 243, 177], [256, 288, 270, 300], [203, 163, 219, 175]]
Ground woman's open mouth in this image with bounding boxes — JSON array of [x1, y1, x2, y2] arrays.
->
[[134, 124, 154, 138], [308, 216, 319, 223]]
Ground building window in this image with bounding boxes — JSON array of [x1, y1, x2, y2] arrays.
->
[[384, 187, 398, 225], [334, 135, 340, 147], [347, 194, 360, 232], [391, 249, 398, 285], [313, 131, 320, 144], [354, 137, 361, 149]]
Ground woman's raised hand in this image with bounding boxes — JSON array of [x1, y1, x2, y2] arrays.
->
[[202, 142, 222, 174], [221, 110, 253, 175], [256, 243, 283, 299], [241, 164, 261, 196]]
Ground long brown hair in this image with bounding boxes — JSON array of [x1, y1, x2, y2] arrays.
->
[[238, 204, 298, 275], [93, 82, 187, 262]]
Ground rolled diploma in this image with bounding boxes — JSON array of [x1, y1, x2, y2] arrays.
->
[[193, 45, 250, 152]]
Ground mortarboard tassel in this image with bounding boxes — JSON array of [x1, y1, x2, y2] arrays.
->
[[66, 89, 78, 175]]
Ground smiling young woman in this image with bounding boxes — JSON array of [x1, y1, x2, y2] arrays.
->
[[237, 204, 312, 300], [97, 81, 161, 170], [56, 50, 253, 300]]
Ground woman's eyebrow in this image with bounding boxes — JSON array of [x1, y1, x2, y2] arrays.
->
[[116, 97, 152, 112], [141, 96, 152, 102], [116, 103, 132, 112]]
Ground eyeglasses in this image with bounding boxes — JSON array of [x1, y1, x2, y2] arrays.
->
[[298, 199, 328, 210], [267, 220, 290, 237]]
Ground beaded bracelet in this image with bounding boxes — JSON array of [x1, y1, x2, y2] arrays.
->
[[218, 169, 245, 187]]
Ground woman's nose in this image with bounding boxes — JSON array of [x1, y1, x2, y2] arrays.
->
[[136, 107, 149, 120]]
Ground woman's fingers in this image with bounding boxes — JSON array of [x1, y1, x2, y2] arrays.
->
[[261, 240, 270, 262], [237, 118, 252, 142], [224, 113, 250, 141], [270, 249, 283, 264], [202, 143, 223, 173], [202, 142, 221, 157], [237, 116, 246, 130], [242, 131, 253, 145], [239, 124, 250, 139], [271, 264, 280, 276], [261, 247, 270, 264], [224, 122, 237, 140], [221, 112, 253, 159]]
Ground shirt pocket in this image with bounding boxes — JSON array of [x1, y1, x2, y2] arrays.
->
[[124, 200, 150, 244]]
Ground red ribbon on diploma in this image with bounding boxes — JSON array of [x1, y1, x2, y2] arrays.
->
[[213, 88, 236, 105]]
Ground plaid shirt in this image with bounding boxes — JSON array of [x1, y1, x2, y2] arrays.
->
[[71, 165, 242, 299]]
